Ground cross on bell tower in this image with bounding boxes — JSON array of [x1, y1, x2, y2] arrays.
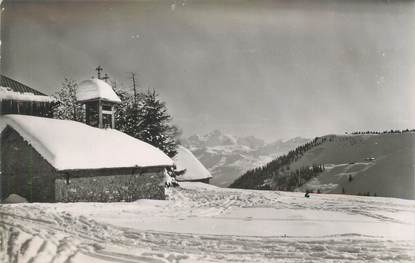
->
[[95, 65, 103, 79]]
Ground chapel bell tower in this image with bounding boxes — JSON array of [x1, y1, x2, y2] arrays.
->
[[76, 67, 121, 129]]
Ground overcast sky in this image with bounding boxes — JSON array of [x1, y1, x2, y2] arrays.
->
[[1, 0, 414, 141]]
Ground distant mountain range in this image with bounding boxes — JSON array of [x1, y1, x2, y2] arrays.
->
[[181, 130, 309, 187]]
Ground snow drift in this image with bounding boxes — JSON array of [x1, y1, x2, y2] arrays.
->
[[1, 183, 414, 262], [2, 194, 28, 204]]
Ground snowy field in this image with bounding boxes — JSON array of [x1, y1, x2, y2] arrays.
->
[[1, 182, 414, 263]]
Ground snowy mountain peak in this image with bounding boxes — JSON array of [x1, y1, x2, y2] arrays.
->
[[184, 130, 239, 148], [184, 130, 268, 150], [182, 130, 309, 187]]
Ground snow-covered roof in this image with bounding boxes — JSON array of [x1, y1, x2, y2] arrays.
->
[[1, 115, 173, 171], [0, 75, 57, 103], [174, 146, 212, 181], [0, 87, 57, 103], [77, 78, 121, 103]]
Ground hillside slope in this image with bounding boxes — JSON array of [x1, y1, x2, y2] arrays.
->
[[232, 133, 415, 199]]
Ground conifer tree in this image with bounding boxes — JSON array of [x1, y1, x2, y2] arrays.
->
[[52, 78, 84, 122], [116, 89, 180, 157]]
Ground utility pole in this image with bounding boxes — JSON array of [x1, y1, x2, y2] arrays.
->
[[131, 72, 137, 104], [96, 65, 103, 79]]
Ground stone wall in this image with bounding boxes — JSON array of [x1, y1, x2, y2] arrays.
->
[[1, 127, 56, 202], [55, 172, 166, 202]]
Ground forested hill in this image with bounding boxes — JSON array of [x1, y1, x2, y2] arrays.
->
[[230, 132, 415, 199], [229, 136, 328, 190]]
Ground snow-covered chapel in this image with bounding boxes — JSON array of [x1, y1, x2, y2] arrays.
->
[[1, 75, 174, 202]]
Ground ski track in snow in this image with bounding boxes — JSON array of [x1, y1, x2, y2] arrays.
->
[[1, 183, 414, 263]]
